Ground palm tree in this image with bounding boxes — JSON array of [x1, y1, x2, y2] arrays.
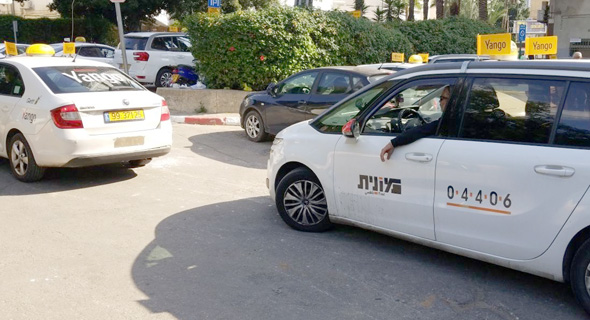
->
[[436, 0, 444, 19], [478, 0, 487, 21], [408, 0, 415, 20], [354, 0, 370, 16], [423, 0, 429, 19], [374, 7, 386, 22]]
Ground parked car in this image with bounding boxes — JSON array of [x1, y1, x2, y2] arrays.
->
[[239, 66, 393, 142], [0, 43, 29, 56], [50, 42, 117, 67], [267, 60, 590, 315], [0, 52, 172, 182], [357, 62, 420, 72], [113, 32, 194, 87], [428, 54, 490, 64]]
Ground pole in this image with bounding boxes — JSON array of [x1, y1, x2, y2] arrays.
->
[[71, 0, 75, 41], [115, 2, 129, 74]]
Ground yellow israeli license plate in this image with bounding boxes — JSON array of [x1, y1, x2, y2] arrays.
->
[[104, 110, 145, 123], [171, 74, 179, 82]]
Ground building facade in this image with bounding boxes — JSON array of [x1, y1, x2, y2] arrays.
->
[[551, 0, 590, 58], [0, 0, 58, 18]]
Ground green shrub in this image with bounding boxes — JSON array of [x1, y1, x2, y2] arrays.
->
[[185, 7, 413, 90], [392, 17, 502, 55], [0, 15, 114, 45]]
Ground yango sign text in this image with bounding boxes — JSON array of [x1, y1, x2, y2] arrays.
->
[[525, 36, 558, 55], [477, 33, 511, 55]]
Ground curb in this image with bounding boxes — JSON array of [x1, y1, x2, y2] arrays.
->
[[171, 115, 241, 126]]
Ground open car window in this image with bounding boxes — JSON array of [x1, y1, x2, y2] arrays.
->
[[34, 66, 144, 93]]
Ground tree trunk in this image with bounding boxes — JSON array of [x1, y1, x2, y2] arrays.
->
[[436, 0, 444, 19], [408, 0, 415, 21], [423, 0, 429, 20], [478, 0, 487, 21]]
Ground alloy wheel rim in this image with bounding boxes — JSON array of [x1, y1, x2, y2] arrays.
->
[[283, 180, 327, 226], [11, 140, 28, 176], [246, 115, 260, 138], [161, 72, 172, 87], [585, 262, 590, 296]]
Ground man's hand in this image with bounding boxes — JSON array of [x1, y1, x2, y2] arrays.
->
[[380, 142, 394, 162]]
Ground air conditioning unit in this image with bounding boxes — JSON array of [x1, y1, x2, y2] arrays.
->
[[19, 1, 32, 9]]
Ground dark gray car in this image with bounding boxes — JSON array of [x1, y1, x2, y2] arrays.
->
[[239, 66, 393, 142]]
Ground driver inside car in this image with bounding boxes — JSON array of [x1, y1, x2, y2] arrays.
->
[[380, 85, 451, 162]]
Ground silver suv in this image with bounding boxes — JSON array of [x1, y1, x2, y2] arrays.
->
[[114, 32, 194, 87]]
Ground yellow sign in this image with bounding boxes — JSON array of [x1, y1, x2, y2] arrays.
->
[[208, 7, 220, 14], [391, 52, 404, 63], [352, 10, 361, 18], [169, 26, 179, 32], [477, 33, 511, 55], [3, 41, 17, 56], [418, 53, 429, 63], [63, 42, 76, 55], [525, 36, 558, 55]]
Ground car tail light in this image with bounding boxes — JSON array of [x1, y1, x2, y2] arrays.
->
[[161, 100, 170, 121], [51, 104, 83, 129], [133, 52, 149, 61]]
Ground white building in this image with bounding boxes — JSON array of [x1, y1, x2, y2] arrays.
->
[[0, 0, 59, 18]]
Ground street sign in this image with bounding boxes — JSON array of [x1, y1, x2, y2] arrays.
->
[[476, 33, 511, 55], [208, 0, 221, 8], [518, 24, 526, 42], [525, 36, 558, 55]]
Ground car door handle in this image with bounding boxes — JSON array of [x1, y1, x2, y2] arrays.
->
[[405, 152, 433, 162], [534, 165, 575, 177]]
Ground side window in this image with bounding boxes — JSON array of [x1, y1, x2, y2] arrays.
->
[[317, 73, 350, 95], [277, 72, 318, 95], [351, 76, 366, 92], [363, 78, 456, 134], [0, 65, 24, 97], [78, 47, 102, 57], [175, 36, 192, 52], [311, 80, 394, 133], [555, 82, 590, 147], [461, 78, 565, 144], [101, 48, 114, 58], [151, 37, 174, 51]]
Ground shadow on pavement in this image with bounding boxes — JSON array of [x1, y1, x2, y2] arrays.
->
[[0, 160, 137, 195], [187, 129, 272, 170], [132, 197, 585, 320]]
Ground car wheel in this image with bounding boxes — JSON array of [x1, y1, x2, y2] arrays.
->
[[275, 167, 333, 232], [571, 238, 590, 315], [156, 68, 172, 87], [8, 133, 45, 182], [126, 158, 152, 168], [244, 110, 268, 142]]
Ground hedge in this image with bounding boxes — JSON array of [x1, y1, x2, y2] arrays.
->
[[0, 15, 116, 45], [184, 7, 414, 90]]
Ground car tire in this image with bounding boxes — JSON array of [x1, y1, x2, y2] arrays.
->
[[275, 167, 333, 232], [126, 158, 152, 168], [8, 133, 45, 182], [244, 110, 268, 142], [571, 238, 590, 315], [156, 68, 172, 87]]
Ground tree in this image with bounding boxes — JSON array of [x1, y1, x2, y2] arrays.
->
[[354, 0, 370, 16], [49, 0, 166, 32], [436, 0, 444, 19], [374, 7, 386, 22], [408, 0, 415, 21], [383, 0, 405, 21], [478, 0, 487, 21], [423, 0, 429, 19]]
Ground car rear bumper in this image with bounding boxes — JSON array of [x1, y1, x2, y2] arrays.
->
[[62, 146, 170, 167]]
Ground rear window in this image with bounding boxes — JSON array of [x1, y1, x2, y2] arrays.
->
[[34, 66, 144, 93], [123, 37, 148, 50]]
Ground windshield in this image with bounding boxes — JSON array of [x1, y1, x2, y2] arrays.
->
[[311, 80, 394, 133], [34, 66, 144, 93]]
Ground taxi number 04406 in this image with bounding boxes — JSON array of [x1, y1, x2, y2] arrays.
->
[[447, 186, 511, 208]]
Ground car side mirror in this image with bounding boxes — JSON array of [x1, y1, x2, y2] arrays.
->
[[342, 118, 360, 139], [266, 83, 277, 96]]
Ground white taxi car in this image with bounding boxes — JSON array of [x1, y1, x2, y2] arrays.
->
[[268, 60, 590, 315], [0, 49, 172, 182]]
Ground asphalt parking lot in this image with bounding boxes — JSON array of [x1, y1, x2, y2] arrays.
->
[[0, 123, 588, 319]]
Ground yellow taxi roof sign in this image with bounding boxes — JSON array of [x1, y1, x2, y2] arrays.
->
[[26, 43, 55, 56], [477, 33, 511, 55], [525, 36, 558, 56], [4, 41, 18, 56]]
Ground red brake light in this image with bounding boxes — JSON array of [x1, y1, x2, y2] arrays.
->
[[161, 100, 170, 121], [133, 52, 149, 61], [51, 104, 83, 129]]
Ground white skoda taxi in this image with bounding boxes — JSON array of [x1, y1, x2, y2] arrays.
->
[[0, 54, 172, 182], [268, 60, 590, 315]]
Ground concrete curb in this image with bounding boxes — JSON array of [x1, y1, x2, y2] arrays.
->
[[171, 114, 241, 126]]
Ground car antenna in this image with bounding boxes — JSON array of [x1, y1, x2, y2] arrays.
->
[[72, 51, 78, 63], [378, 61, 384, 70]]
